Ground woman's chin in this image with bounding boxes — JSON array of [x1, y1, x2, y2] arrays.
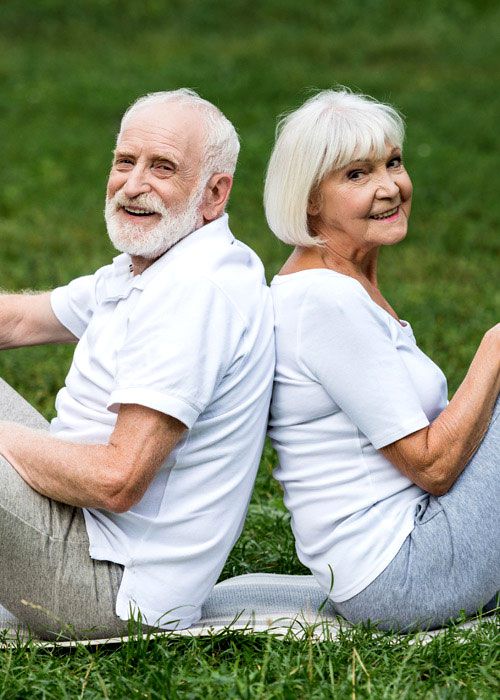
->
[[378, 226, 408, 247]]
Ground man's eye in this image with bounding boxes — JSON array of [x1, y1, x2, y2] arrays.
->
[[115, 158, 134, 167], [155, 162, 175, 172]]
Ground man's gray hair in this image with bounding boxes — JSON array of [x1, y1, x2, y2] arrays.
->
[[264, 88, 405, 247], [120, 89, 240, 179]]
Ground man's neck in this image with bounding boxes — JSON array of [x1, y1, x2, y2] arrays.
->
[[130, 255, 157, 276]]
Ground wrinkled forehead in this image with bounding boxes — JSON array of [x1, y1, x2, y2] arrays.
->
[[117, 102, 206, 161]]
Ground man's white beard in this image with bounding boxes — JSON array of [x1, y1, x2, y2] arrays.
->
[[104, 184, 205, 260]]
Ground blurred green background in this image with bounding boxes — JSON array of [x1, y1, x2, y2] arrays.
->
[[0, 5, 499, 696], [1, 0, 499, 415]]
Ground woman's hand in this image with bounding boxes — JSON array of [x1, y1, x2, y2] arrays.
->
[[381, 324, 500, 496]]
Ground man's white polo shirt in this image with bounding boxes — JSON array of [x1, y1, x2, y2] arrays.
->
[[49, 214, 274, 629]]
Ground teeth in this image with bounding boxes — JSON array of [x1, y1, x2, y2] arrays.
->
[[123, 207, 155, 215], [371, 206, 398, 220]]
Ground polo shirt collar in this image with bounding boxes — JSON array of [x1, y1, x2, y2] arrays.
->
[[99, 214, 234, 302]]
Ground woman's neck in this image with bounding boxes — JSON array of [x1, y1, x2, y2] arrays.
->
[[279, 245, 402, 323], [280, 245, 379, 288]]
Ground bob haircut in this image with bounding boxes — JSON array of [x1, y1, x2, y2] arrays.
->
[[119, 88, 240, 181], [264, 89, 405, 247]]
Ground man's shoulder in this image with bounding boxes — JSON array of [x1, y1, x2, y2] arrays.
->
[[171, 216, 264, 275], [148, 218, 267, 303]]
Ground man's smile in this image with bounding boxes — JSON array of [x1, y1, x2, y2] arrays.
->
[[122, 206, 157, 217]]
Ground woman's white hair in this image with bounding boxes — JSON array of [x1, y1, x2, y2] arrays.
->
[[264, 88, 405, 247], [119, 89, 240, 180]]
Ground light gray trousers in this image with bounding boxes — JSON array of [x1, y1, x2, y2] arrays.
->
[[335, 398, 500, 631], [0, 378, 129, 641]]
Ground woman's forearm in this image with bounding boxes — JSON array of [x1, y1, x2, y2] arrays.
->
[[381, 325, 500, 495]]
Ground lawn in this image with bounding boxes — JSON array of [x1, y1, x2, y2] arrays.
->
[[0, 0, 499, 697]]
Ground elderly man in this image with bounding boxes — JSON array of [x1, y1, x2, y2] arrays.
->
[[0, 89, 274, 639]]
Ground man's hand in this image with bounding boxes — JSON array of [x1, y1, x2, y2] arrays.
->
[[0, 404, 186, 512], [0, 292, 76, 349]]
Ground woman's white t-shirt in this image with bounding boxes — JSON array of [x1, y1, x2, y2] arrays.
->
[[268, 270, 448, 602]]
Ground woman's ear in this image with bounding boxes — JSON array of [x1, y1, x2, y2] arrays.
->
[[307, 187, 321, 216], [200, 174, 233, 222]]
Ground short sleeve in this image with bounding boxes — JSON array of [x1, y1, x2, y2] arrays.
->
[[108, 276, 245, 428], [50, 274, 97, 339], [298, 279, 430, 448]]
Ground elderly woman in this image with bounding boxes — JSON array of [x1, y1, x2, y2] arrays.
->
[[265, 89, 499, 631]]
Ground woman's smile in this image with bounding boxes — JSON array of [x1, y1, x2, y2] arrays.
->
[[369, 205, 401, 221], [309, 144, 413, 252]]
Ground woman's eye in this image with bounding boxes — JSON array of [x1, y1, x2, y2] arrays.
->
[[346, 169, 365, 181], [388, 156, 402, 168]]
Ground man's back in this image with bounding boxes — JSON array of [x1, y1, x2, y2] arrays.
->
[[0, 89, 273, 640], [50, 214, 274, 627]]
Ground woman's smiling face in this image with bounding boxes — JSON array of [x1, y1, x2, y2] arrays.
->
[[308, 144, 413, 253]]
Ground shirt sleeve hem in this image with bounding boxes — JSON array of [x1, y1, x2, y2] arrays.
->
[[50, 287, 87, 338], [107, 388, 199, 428], [370, 416, 430, 449]]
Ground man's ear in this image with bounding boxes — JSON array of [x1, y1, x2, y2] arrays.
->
[[200, 173, 233, 222]]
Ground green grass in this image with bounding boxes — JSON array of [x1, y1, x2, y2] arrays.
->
[[1, 621, 499, 699], [0, 0, 499, 697]]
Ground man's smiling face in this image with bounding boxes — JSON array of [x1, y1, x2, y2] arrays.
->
[[104, 101, 207, 261]]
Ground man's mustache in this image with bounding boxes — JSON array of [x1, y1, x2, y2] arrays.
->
[[108, 192, 167, 215]]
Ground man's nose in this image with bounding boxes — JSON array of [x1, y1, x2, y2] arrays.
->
[[122, 166, 152, 198]]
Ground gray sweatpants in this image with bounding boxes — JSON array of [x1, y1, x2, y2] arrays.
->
[[0, 378, 129, 641], [335, 399, 500, 631]]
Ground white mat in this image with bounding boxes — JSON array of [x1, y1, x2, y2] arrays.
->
[[0, 574, 491, 648]]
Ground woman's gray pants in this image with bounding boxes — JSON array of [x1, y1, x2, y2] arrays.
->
[[335, 399, 499, 631], [0, 378, 129, 641]]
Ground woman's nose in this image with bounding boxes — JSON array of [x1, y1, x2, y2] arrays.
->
[[375, 172, 400, 199]]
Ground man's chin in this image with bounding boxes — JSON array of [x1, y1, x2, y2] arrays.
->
[[107, 226, 188, 260], [109, 238, 168, 260], [130, 245, 169, 261], [105, 195, 202, 260]]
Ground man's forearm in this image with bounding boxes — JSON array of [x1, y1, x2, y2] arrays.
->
[[0, 292, 77, 349], [0, 294, 26, 349], [0, 405, 185, 513], [0, 421, 123, 510]]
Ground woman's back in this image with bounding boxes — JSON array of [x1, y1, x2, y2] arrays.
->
[[269, 269, 447, 601]]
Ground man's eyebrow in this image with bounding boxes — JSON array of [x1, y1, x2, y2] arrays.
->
[[112, 148, 134, 159], [152, 154, 178, 164], [112, 149, 179, 165]]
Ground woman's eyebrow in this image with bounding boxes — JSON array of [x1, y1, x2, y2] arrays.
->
[[343, 158, 370, 167]]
